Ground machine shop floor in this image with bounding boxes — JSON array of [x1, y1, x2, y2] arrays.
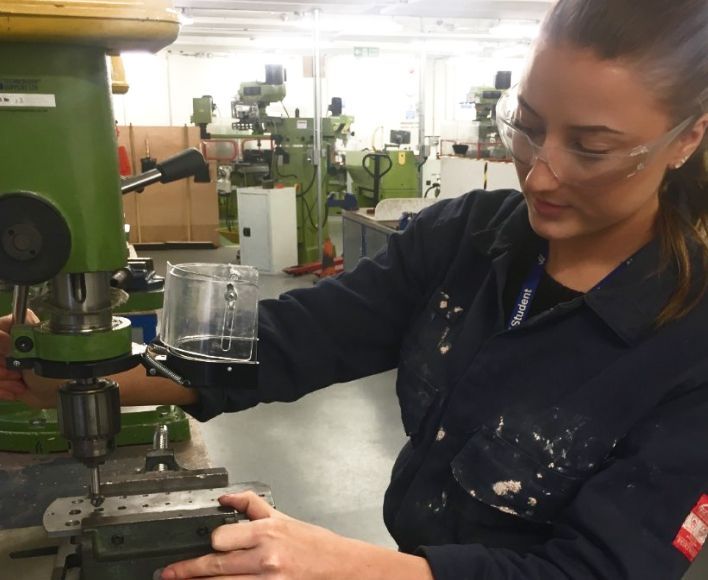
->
[[145, 244, 708, 577]]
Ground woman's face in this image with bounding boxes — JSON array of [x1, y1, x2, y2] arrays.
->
[[515, 42, 692, 242]]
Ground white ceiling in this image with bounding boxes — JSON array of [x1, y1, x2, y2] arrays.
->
[[173, 0, 552, 19], [171, 0, 553, 54]]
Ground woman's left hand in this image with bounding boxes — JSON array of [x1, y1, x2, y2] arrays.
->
[[161, 491, 434, 580]]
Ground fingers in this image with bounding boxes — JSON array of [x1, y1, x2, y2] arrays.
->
[[219, 491, 278, 521], [0, 366, 22, 381], [0, 380, 27, 397], [0, 358, 27, 400], [0, 330, 11, 357], [161, 549, 261, 579], [25, 309, 40, 325], [211, 522, 260, 552], [0, 310, 39, 326], [0, 363, 27, 399], [0, 390, 22, 401], [0, 314, 12, 334]]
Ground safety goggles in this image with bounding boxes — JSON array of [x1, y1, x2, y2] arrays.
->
[[495, 86, 695, 188]]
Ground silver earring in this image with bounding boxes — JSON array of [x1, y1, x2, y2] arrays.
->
[[673, 156, 689, 169]]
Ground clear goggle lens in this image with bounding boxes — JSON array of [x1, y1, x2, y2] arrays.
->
[[495, 88, 694, 188]]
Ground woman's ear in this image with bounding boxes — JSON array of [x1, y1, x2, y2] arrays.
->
[[670, 113, 708, 169]]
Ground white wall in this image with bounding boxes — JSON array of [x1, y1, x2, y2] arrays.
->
[[111, 47, 527, 155], [325, 53, 421, 150], [429, 55, 527, 140], [114, 51, 308, 127], [113, 52, 171, 126], [113, 49, 423, 148]]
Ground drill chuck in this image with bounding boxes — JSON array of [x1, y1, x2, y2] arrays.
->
[[58, 379, 121, 467]]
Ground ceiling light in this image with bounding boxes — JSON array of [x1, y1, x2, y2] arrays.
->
[[295, 14, 403, 35]]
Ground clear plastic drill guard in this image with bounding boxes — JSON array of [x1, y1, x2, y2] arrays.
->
[[160, 263, 258, 362]]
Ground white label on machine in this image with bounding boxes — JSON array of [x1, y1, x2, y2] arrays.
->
[[0, 93, 56, 108], [296, 119, 309, 130]]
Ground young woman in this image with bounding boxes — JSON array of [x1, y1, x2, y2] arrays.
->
[[1, 0, 706, 578]]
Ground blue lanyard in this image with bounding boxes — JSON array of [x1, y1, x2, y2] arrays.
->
[[507, 242, 634, 329]]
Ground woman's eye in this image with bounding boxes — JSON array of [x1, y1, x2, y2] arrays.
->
[[513, 121, 545, 138], [513, 119, 544, 135], [574, 143, 612, 155]]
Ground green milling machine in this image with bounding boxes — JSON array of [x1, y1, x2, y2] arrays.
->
[[192, 66, 353, 265]]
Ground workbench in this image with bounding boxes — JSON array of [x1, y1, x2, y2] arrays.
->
[[0, 411, 212, 580]]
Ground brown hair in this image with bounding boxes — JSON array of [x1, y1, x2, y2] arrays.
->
[[541, 0, 708, 325]]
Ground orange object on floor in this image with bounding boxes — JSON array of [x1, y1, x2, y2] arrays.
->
[[320, 238, 337, 277]]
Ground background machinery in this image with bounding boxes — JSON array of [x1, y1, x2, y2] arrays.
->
[[466, 70, 512, 160], [192, 65, 353, 265], [344, 144, 420, 209]]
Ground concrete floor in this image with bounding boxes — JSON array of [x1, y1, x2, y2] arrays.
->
[[145, 239, 708, 576]]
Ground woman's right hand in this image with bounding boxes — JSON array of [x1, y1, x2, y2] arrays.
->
[[2, 309, 197, 409], [0, 312, 32, 401], [1, 310, 66, 408]]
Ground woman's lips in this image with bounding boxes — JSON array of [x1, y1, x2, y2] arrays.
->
[[532, 198, 571, 218]]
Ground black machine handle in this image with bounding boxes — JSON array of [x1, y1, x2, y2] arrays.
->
[[121, 148, 209, 195], [362, 152, 394, 180], [362, 152, 394, 205]]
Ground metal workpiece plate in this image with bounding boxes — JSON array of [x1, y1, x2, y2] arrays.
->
[[43, 482, 272, 538], [100, 467, 229, 496]]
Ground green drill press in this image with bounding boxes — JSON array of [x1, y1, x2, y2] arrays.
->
[[0, 1, 183, 504], [0, 4, 276, 578]]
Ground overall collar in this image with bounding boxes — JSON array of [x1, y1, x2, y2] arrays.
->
[[467, 200, 688, 345]]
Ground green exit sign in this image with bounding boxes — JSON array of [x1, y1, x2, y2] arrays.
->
[[353, 46, 380, 58]]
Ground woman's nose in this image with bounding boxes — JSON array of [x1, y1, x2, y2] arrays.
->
[[522, 153, 562, 193]]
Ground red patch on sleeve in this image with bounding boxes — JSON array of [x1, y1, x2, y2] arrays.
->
[[673, 495, 708, 562]]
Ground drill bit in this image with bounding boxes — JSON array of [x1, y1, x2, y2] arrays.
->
[[89, 465, 104, 507]]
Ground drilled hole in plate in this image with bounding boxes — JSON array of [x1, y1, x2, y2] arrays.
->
[[118, 506, 127, 511], [65, 520, 80, 527], [94, 508, 104, 513], [71, 499, 83, 505], [165, 502, 171, 506], [142, 504, 149, 508], [69, 509, 81, 515]]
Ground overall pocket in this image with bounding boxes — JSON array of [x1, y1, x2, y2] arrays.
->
[[451, 425, 589, 523]]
